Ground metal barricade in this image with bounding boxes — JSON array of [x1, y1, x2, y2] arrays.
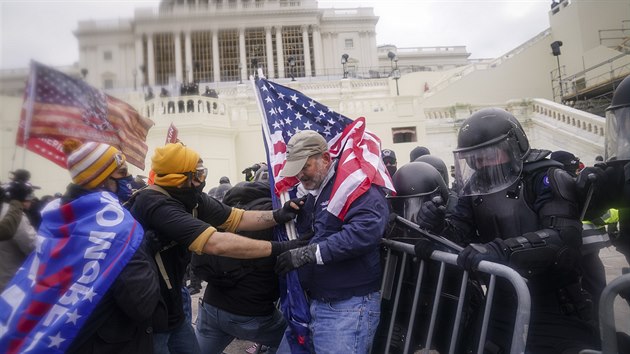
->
[[580, 273, 630, 354], [377, 239, 531, 354]]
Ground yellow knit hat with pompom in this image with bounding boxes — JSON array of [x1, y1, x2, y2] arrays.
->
[[63, 139, 126, 189]]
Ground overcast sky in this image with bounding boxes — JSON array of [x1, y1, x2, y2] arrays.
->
[[0, 0, 552, 70]]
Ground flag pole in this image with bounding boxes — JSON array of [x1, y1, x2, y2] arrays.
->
[[21, 61, 38, 167], [251, 69, 298, 241]]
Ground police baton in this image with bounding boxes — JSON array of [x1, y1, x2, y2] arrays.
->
[[579, 173, 597, 221], [394, 215, 464, 253]]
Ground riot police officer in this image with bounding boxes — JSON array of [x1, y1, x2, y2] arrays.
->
[[376, 161, 472, 353], [388, 161, 449, 229], [416, 108, 599, 353], [578, 75, 630, 260]]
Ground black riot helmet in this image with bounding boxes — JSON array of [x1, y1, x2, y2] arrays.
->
[[605, 75, 630, 162], [388, 162, 449, 224], [453, 108, 529, 196], [414, 154, 449, 186]]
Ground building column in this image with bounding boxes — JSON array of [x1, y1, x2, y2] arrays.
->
[[212, 30, 220, 82], [174, 32, 183, 83], [239, 27, 246, 82], [275, 26, 285, 79], [331, 32, 339, 75], [368, 30, 377, 69], [135, 35, 144, 89], [265, 26, 275, 79], [358, 31, 367, 70], [301, 25, 312, 77], [185, 31, 193, 83], [147, 33, 155, 86], [312, 25, 323, 77], [321, 32, 330, 76]]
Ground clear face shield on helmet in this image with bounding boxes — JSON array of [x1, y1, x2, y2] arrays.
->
[[388, 187, 441, 225], [453, 136, 524, 196], [605, 106, 630, 161]]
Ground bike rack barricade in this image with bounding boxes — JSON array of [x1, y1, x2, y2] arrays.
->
[[379, 239, 531, 354]]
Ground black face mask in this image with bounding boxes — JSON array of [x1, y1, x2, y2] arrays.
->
[[386, 165, 397, 177], [162, 186, 199, 212], [195, 181, 206, 193]]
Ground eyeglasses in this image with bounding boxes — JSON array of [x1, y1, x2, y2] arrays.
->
[[195, 167, 208, 183]]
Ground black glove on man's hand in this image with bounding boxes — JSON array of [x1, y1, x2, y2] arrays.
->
[[272, 196, 308, 224], [414, 238, 436, 261], [417, 198, 445, 230], [457, 238, 509, 272], [270, 239, 309, 257], [275, 243, 318, 275]]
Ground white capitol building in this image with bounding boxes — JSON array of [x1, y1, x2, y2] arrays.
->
[[0, 0, 629, 195]]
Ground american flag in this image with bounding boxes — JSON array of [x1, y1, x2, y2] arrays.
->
[[254, 77, 394, 220], [16, 61, 154, 169]]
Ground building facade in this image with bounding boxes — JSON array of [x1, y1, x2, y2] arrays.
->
[[0, 0, 628, 195], [75, 0, 382, 91]]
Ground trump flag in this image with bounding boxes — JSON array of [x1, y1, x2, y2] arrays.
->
[[0, 191, 144, 354], [16, 61, 154, 169]]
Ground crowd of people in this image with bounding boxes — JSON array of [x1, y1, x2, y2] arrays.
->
[[1, 74, 630, 354]]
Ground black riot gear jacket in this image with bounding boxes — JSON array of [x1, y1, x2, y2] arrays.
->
[[444, 158, 582, 289]]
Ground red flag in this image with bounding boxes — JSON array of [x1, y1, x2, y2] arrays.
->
[[165, 122, 179, 144], [16, 61, 154, 169]]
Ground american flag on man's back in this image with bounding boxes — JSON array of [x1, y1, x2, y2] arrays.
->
[[255, 77, 395, 220], [15, 61, 154, 169]]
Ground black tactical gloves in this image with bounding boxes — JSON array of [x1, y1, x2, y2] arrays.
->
[[270, 238, 309, 257], [414, 238, 436, 261], [457, 238, 509, 272], [272, 196, 308, 224], [416, 197, 446, 230], [275, 243, 318, 275]]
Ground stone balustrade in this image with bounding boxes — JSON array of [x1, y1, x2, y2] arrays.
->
[[142, 95, 227, 119]]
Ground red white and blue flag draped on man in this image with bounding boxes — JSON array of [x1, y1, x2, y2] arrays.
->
[[254, 76, 394, 352], [0, 62, 152, 353]]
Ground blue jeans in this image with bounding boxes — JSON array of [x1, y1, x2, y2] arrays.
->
[[154, 287, 200, 354], [277, 291, 381, 354], [195, 301, 287, 354], [182, 286, 193, 324]]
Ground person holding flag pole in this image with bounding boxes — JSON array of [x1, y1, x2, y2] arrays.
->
[[252, 72, 394, 354]]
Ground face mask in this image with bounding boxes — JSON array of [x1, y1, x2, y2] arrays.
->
[[195, 181, 206, 193], [163, 186, 198, 212], [113, 175, 134, 203], [386, 165, 397, 177]]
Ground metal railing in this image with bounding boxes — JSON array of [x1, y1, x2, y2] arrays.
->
[[581, 273, 630, 354], [378, 238, 531, 354]]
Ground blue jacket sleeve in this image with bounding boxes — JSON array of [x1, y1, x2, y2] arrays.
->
[[317, 186, 388, 264]]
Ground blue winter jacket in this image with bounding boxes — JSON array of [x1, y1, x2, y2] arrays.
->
[[296, 175, 388, 301]]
